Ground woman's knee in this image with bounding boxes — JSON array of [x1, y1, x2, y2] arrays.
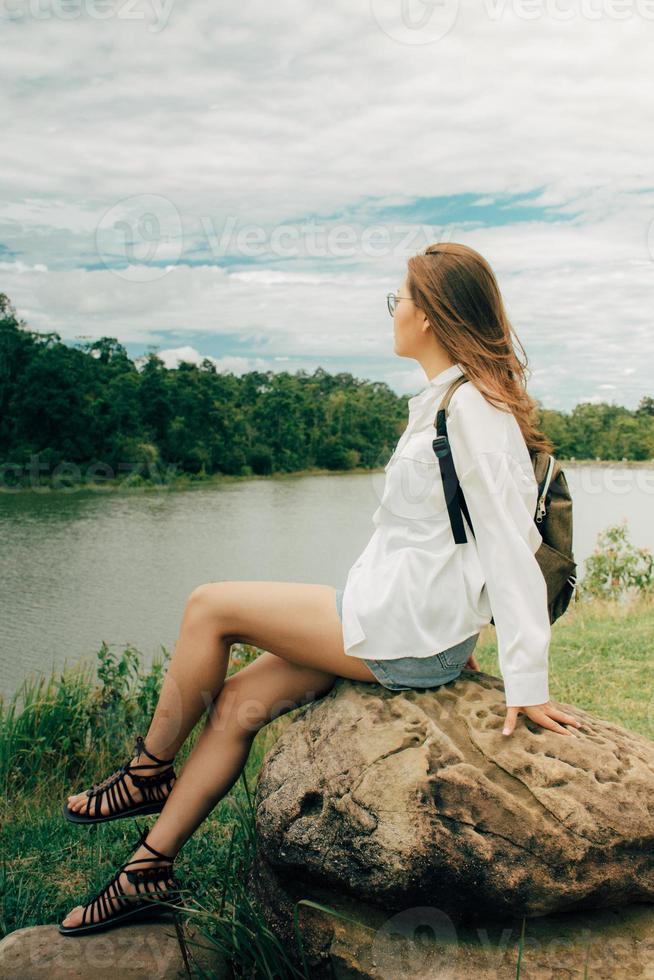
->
[[206, 673, 272, 738], [185, 581, 230, 624], [206, 661, 333, 739]]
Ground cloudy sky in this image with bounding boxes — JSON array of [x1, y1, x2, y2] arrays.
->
[[1, 0, 653, 411]]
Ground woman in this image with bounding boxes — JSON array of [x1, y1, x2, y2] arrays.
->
[[59, 242, 581, 935]]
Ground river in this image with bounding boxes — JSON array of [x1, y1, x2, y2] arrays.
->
[[1, 463, 652, 699]]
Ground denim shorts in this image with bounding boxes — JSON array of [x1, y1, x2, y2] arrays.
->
[[334, 587, 479, 691]]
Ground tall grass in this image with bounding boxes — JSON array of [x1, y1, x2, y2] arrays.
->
[[0, 641, 170, 791], [0, 639, 314, 976]]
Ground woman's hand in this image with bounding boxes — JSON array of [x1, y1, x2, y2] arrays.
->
[[502, 702, 582, 737], [464, 652, 481, 671]]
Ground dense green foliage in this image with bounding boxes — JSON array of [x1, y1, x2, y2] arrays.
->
[[579, 520, 654, 601], [1, 293, 653, 491], [0, 294, 405, 487]]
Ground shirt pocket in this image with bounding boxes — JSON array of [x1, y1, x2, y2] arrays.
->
[[382, 432, 448, 522]]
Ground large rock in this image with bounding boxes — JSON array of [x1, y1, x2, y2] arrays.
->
[[248, 670, 654, 975], [0, 919, 228, 979]]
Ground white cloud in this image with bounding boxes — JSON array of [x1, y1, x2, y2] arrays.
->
[[0, 260, 48, 274], [141, 345, 270, 374]]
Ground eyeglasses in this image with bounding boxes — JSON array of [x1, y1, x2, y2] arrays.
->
[[386, 292, 414, 317]]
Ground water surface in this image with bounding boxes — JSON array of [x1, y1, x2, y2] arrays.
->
[[1, 464, 652, 698]]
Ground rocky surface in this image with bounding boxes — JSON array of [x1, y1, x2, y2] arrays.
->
[[248, 670, 654, 975], [0, 919, 228, 979], [282, 896, 654, 979]]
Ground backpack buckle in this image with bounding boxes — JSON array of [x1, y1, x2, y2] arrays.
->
[[432, 435, 450, 458]]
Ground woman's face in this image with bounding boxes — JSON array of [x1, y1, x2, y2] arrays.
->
[[392, 274, 425, 357]]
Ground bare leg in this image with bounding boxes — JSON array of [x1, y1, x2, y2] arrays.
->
[[154, 579, 377, 747], [61, 582, 377, 927], [67, 582, 374, 816], [66, 585, 232, 816], [147, 648, 337, 856]]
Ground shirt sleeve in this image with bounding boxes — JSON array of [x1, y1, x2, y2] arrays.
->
[[451, 444, 551, 708]]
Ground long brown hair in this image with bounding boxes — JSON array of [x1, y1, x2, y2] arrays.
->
[[406, 242, 553, 455]]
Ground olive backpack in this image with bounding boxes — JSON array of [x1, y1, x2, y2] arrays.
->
[[431, 374, 578, 625]]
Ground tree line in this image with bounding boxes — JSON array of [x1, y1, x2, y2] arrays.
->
[[1, 292, 653, 486]]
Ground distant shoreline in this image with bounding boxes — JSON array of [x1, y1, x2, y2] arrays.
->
[[1, 456, 653, 495]]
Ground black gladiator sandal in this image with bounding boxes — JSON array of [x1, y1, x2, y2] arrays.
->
[[62, 735, 177, 825], [58, 828, 183, 936]]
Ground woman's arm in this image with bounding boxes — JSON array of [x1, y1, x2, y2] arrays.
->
[[448, 394, 582, 735], [456, 448, 550, 707]]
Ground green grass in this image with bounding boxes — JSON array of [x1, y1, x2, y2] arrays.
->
[[1, 594, 652, 976], [472, 590, 654, 738]]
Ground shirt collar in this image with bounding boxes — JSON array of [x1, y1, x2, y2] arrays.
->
[[407, 362, 465, 416]]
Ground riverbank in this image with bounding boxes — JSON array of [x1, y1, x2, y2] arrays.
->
[[2, 456, 653, 495], [0, 463, 375, 494], [1, 593, 653, 970]]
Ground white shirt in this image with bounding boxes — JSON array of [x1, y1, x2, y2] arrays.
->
[[341, 362, 551, 708]]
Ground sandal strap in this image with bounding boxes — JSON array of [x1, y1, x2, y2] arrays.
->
[[129, 764, 175, 790], [81, 748, 176, 819], [79, 854, 179, 927], [82, 868, 130, 927], [134, 735, 175, 767], [133, 823, 175, 863], [84, 764, 137, 819], [123, 829, 179, 895], [124, 859, 178, 887], [126, 867, 178, 891], [81, 826, 176, 926]]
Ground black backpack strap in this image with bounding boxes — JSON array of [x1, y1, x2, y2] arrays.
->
[[432, 416, 468, 544], [433, 375, 497, 626], [432, 375, 473, 545], [457, 477, 475, 541]]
